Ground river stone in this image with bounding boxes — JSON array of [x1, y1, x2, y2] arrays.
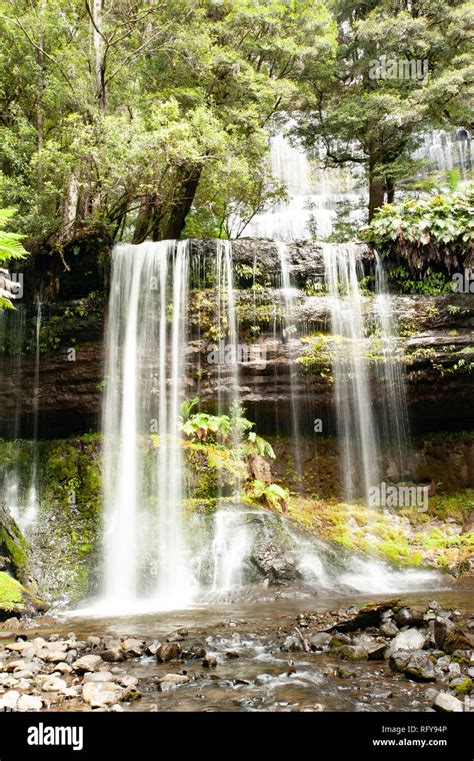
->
[[387, 628, 426, 654], [434, 618, 474, 654], [82, 681, 122, 707], [449, 676, 473, 696], [0, 690, 20, 709], [101, 648, 124, 663], [433, 691, 464, 712], [120, 638, 144, 657], [83, 671, 114, 682], [380, 620, 399, 638], [117, 675, 138, 688], [43, 650, 69, 663], [337, 665, 357, 678], [17, 694, 43, 711], [339, 645, 369, 661], [41, 676, 68, 692], [389, 650, 412, 673], [203, 655, 217, 668], [403, 653, 436, 682], [159, 674, 190, 687], [72, 654, 103, 673], [156, 642, 181, 662], [309, 633, 331, 651], [87, 636, 101, 647], [394, 608, 424, 628], [250, 542, 302, 582]]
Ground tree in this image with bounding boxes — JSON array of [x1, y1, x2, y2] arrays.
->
[[296, 0, 474, 220], [0, 0, 336, 260]]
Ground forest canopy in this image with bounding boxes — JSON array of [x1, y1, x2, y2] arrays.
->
[[0, 0, 472, 258]]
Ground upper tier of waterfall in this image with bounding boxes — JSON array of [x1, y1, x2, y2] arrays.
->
[[244, 127, 472, 241]]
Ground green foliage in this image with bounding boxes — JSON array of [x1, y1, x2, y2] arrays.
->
[[0, 0, 335, 249], [249, 479, 289, 511], [0, 207, 28, 310], [365, 188, 474, 248]]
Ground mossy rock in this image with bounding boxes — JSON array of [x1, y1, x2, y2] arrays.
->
[[0, 572, 48, 620]]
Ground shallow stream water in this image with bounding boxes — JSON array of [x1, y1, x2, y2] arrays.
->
[[31, 585, 473, 713]]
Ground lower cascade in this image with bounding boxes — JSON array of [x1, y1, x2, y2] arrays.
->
[[96, 238, 440, 614]]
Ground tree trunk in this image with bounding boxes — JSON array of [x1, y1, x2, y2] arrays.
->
[[132, 196, 155, 244], [160, 165, 202, 240], [93, 0, 107, 110], [368, 163, 385, 221], [386, 176, 395, 204]]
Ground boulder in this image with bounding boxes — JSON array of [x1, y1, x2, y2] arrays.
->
[[156, 643, 181, 663], [394, 608, 424, 628], [250, 542, 301, 582], [433, 691, 464, 712], [403, 653, 436, 682], [339, 645, 369, 662], [387, 628, 426, 655], [434, 617, 474, 654]]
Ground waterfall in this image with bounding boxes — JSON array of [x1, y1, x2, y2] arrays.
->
[[323, 243, 380, 502], [244, 129, 364, 240], [276, 242, 303, 479], [374, 253, 411, 479], [323, 244, 411, 502], [102, 241, 196, 612], [24, 301, 42, 529], [0, 302, 40, 535]]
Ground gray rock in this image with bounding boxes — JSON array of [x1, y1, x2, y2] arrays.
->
[[434, 617, 474, 654], [309, 632, 331, 651], [389, 651, 412, 673], [388, 628, 426, 655], [72, 654, 103, 673], [380, 620, 399, 638], [448, 676, 473, 697], [120, 638, 144, 657], [339, 645, 369, 662], [394, 608, 424, 628], [433, 691, 464, 712], [403, 653, 436, 682]]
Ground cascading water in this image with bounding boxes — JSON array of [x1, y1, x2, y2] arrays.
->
[[0, 301, 40, 536], [102, 241, 196, 612], [207, 240, 247, 596], [323, 243, 380, 502], [24, 300, 42, 530], [276, 242, 303, 480], [373, 252, 411, 479], [323, 243, 412, 502], [244, 129, 364, 240]]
